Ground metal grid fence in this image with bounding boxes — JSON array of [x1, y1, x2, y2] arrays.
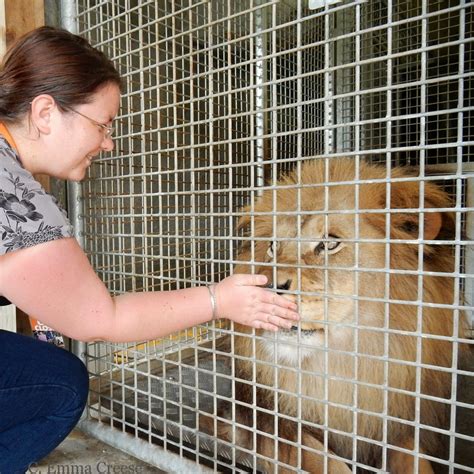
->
[[66, 0, 473, 472]]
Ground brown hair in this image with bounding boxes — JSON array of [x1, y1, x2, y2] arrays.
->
[[0, 26, 122, 123]]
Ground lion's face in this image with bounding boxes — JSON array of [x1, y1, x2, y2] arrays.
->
[[238, 190, 387, 364], [234, 159, 453, 366]]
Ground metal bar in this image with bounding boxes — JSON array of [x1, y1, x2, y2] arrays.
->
[[60, 0, 88, 369], [78, 419, 213, 473]]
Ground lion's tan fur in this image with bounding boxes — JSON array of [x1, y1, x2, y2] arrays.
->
[[204, 158, 469, 472]]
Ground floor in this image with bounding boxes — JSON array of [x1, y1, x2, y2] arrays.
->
[[34, 429, 165, 473]]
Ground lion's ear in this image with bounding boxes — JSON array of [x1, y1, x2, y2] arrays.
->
[[422, 211, 443, 241], [388, 180, 453, 241]]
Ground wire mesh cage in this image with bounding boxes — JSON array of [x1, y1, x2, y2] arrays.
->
[[71, 0, 473, 472]]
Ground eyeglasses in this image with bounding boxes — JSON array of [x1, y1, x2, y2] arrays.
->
[[66, 107, 115, 139]]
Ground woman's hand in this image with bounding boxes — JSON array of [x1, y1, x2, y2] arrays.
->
[[213, 274, 299, 331]]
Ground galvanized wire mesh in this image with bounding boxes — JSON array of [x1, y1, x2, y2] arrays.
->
[[71, 0, 473, 472]]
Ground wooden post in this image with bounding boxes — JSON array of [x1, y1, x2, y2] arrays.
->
[[3, 0, 45, 46], [0, 0, 45, 334]]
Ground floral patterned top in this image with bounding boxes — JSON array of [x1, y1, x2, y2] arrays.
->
[[0, 135, 74, 255]]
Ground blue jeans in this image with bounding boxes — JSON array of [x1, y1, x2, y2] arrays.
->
[[0, 330, 89, 473]]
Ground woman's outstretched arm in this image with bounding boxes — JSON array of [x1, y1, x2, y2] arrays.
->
[[0, 237, 299, 342]]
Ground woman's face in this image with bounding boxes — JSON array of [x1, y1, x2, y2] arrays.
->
[[51, 82, 121, 181]]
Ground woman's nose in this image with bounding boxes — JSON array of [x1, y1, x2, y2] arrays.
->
[[101, 135, 114, 152]]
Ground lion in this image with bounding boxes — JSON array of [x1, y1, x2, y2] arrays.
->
[[200, 158, 470, 473]]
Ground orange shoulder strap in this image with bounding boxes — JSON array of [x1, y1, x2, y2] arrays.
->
[[0, 122, 19, 152]]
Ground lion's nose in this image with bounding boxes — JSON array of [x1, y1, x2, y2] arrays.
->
[[277, 280, 292, 293]]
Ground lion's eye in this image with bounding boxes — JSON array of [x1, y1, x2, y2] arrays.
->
[[267, 241, 277, 259], [326, 240, 340, 252], [315, 235, 342, 255]]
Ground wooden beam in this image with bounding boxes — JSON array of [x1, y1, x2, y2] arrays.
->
[[4, 0, 44, 47], [0, 3, 6, 57]]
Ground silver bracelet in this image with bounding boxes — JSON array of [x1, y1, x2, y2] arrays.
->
[[207, 284, 218, 321]]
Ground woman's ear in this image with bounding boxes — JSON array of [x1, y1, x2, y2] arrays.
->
[[29, 95, 57, 135]]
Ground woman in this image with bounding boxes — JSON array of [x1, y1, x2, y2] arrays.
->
[[0, 26, 299, 471]]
